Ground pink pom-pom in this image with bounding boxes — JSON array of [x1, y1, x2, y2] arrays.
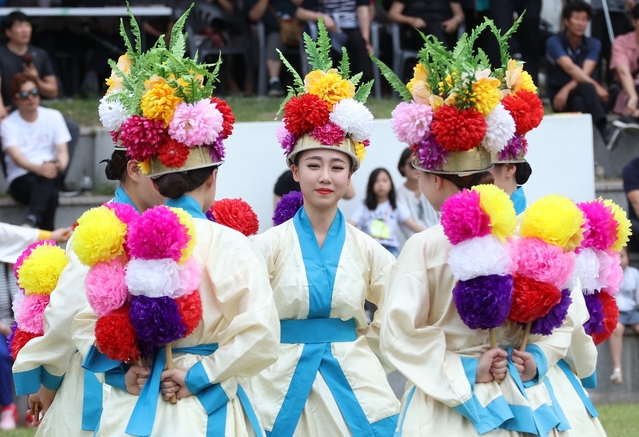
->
[[512, 237, 575, 289], [391, 101, 433, 145], [441, 190, 491, 245], [106, 203, 138, 225], [603, 250, 623, 296], [127, 206, 190, 262], [175, 258, 202, 298], [85, 259, 129, 316], [16, 295, 50, 334], [169, 100, 224, 148], [578, 200, 618, 251], [119, 115, 165, 162], [14, 240, 55, 280], [276, 121, 297, 154], [310, 122, 345, 146]]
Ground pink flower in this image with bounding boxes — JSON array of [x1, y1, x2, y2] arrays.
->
[[210, 137, 226, 162], [119, 115, 165, 162], [276, 121, 297, 154], [85, 259, 129, 316], [441, 190, 491, 245], [603, 250, 623, 296], [175, 258, 202, 298], [512, 237, 575, 289], [16, 294, 50, 335], [127, 205, 190, 262], [391, 101, 433, 145], [169, 100, 224, 148], [578, 200, 618, 251], [310, 122, 345, 146], [106, 202, 138, 225]]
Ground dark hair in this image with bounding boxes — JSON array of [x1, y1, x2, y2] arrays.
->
[[397, 148, 414, 177], [562, 1, 591, 21], [514, 162, 532, 185], [103, 150, 129, 181], [8, 73, 37, 100], [365, 168, 397, 210], [153, 166, 216, 199], [3, 12, 30, 32], [633, 4, 639, 19], [439, 171, 495, 190]]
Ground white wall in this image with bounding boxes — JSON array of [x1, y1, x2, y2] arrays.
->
[[217, 114, 595, 234]]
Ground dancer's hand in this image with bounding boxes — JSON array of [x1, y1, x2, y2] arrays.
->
[[490, 353, 508, 381], [476, 348, 507, 383], [511, 349, 538, 382], [28, 386, 57, 425], [125, 365, 150, 395], [161, 368, 193, 400]]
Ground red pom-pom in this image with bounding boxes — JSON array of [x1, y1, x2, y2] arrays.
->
[[210, 198, 260, 236], [120, 115, 165, 162], [502, 90, 544, 135], [210, 98, 235, 139], [95, 305, 140, 363], [431, 105, 487, 152], [508, 275, 562, 323], [592, 292, 620, 345], [284, 94, 330, 137], [176, 291, 202, 336], [157, 137, 190, 168], [9, 329, 40, 360]]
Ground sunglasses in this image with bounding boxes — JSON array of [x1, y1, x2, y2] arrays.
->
[[15, 88, 39, 100]]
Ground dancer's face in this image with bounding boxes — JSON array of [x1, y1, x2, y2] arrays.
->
[[292, 149, 352, 210]]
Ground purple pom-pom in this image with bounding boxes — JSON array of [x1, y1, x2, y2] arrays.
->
[[6, 321, 18, 346], [129, 295, 186, 345], [416, 135, 448, 171], [273, 191, 304, 226], [499, 134, 528, 161], [453, 274, 513, 330], [138, 339, 157, 359], [584, 291, 605, 335], [205, 209, 215, 222], [529, 288, 572, 335]]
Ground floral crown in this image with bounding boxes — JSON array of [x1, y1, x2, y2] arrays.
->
[[373, 18, 543, 173], [276, 18, 374, 171], [97, 5, 235, 177]]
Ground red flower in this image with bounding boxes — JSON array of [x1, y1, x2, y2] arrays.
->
[[176, 291, 202, 337], [508, 275, 562, 323], [211, 97, 235, 139], [592, 292, 619, 345], [210, 198, 260, 236], [119, 115, 165, 162], [502, 90, 544, 135], [95, 305, 140, 363], [431, 106, 487, 152], [284, 94, 330, 137], [9, 329, 40, 360], [158, 137, 190, 168]]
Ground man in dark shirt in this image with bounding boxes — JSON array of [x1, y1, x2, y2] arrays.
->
[[623, 156, 639, 251], [546, 1, 621, 149]]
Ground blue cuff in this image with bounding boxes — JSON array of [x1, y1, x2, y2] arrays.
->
[[105, 369, 128, 392], [185, 361, 211, 395], [523, 344, 547, 388], [13, 366, 64, 395], [452, 357, 480, 423], [82, 345, 126, 374], [581, 371, 597, 389]]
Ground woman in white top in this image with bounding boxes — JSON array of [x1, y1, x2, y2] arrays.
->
[[348, 167, 425, 257]]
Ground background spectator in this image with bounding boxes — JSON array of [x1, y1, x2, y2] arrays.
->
[[623, 156, 639, 251], [608, 247, 639, 385], [247, 0, 301, 96], [1, 73, 71, 230], [296, 0, 374, 83], [546, 1, 619, 149], [513, 0, 541, 87], [591, 0, 636, 83], [610, 4, 639, 131]]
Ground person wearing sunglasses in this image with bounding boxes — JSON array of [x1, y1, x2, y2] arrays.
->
[[0, 73, 71, 230]]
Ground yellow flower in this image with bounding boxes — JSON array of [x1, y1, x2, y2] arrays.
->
[[604, 199, 632, 251], [140, 81, 182, 127], [116, 54, 132, 75], [17, 243, 68, 295], [138, 160, 150, 175], [518, 71, 537, 93], [413, 63, 428, 83], [472, 184, 517, 241], [429, 95, 444, 110], [505, 59, 537, 93], [472, 76, 501, 116], [105, 75, 124, 95], [145, 74, 165, 91], [304, 69, 328, 92], [520, 195, 585, 251], [354, 141, 366, 162], [170, 208, 197, 264], [409, 80, 432, 105], [306, 71, 354, 109], [73, 206, 128, 267]]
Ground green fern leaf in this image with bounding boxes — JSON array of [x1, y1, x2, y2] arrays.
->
[[125, 2, 143, 55], [276, 88, 296, 117], [353, 80, 373, 103], [339, 47, 350, 79], [304, 32, 322, 71], [170, 3, 193, 59], [350, 72, 362, 87], [371, 56, 412, 101], [119, 19, 134, 57], [277, 49, 304, 92], [315, 17, 332, 70]]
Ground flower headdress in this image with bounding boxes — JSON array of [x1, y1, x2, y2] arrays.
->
[[98, 5, 235, 177], [574, 199, 631, 345], [276, 18, 375, 171], [373, 18, 543, 173], [8, 241, 69, 359]]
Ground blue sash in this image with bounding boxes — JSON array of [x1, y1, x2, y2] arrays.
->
[[165, 195, 208, 220], [557, 359, 598, 418], [82, 369, 103, 431]]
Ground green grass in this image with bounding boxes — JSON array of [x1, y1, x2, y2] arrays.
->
[[2, 403, 637, 436]]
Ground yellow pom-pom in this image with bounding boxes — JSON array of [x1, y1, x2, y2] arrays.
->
[[17, 243, 68, 295], [354, 141, 366, 162], [604, 199, 632, 251], [518, 71, 537, 93], [306, 71, 355, 110], [140, 81, 182, 127], [472, 184, 517, 241], [73, 206, 127, 267], [472, 76, 501, 116], [520, 195, 585, 251], [170, 207, 197, 264]]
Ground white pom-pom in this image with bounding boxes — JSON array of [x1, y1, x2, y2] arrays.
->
[[12, 290, 25, 321], [125, 258, 181, 298], [329, 98, 374, 142], [481, 104, 516, 153], [573, 248, 601, 294], [448, 235, 512, 281], [99, 95, 129, 132]]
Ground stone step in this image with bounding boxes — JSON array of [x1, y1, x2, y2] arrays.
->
[[0, 194, 112, 227]]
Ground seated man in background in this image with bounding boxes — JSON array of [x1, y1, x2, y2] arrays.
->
[[1, 73, 71, 230], [623, 156, 639, 252], [610, 5, 639, 134], [546, 1, 621, 149]]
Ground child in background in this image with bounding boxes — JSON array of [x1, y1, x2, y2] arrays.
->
[[348, 168, 425, 257], [609, 247, 639, 384]]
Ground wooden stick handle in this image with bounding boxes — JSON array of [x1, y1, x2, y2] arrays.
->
[[33, 402, 40, 423], [519, 322, 532, 351], [489, 329, 503, 384], [165, 344, 177, 404]]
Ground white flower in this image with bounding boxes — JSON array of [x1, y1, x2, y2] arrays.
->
[[125, 258, 181, 298], [448, 235, 512, 281], [481, 104, 516, 153], [329, 98, 374, 143], [573, 248, 601, 294], [12, 290, 24, 321], [99, 95, 129, 132]]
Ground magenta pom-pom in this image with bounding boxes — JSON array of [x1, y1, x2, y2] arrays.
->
[[105, 202, 138, 226], [441, 190, 491, 245], [578, 200, 618, 251], [127, 206, 190, 262]]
